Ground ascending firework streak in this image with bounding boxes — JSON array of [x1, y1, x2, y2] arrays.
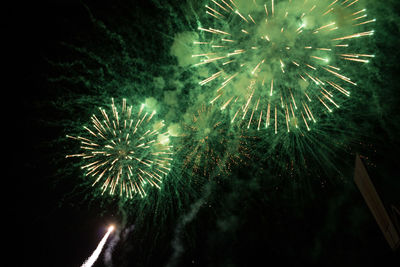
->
[[81, 225, 115, 267], [194, 0, 375, 133], [66, 98, 173, 199]]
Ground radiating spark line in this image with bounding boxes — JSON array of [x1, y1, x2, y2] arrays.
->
[[352, 14, 367, 21], [258, 110, 263, 130], [218, 72, 239, 91], [353, 19, 376, 26], [229, 0, 238, 8], [199, 71, 223, 86], [328, 0, 339, 7], [345, 0, 359, 8], [194, 55, 228, 66], [342, 0, 350, 5], [313, 22, 336, 33], [235, 10, 248, 23], [251, 59, 265, 75], [272, 0, 275, 16], [220, 0, 234, 11], [270, 79, 274, 96], [248, 14, 256, 24], [341, 57, 369, 63], [318, 96, 332, 112], [206, 5, 225, 18], [332, 30, 374, 41], [323, 8, 334, 16], [212, 0, 228, 12], [322, 67, 357, 85]]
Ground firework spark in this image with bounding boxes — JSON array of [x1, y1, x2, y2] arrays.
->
[[179, 104, 228, 176], [195, 0, 375, 133], [177, 104, 251, 178], [66, 98, 173, 199]]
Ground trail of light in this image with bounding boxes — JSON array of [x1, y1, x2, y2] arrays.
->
[[212, 0, 228, 12], [332, 30, 374, 41], [220, 0, 234, 11], [235, 10, 248, 23], [81, 226, 115, 267], [328, 0, 339, 8], [206, 5, 224, 18]]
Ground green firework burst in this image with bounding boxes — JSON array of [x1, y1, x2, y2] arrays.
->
[[180, 104, 230, 177], [66, 98, 173, 200], [174, 103, 250, 180], [194, 0, 375, 133]]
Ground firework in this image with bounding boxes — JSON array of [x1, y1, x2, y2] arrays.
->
[[81, 225, 114, 267], [179, 104, 228, 176], [66, 98, 173, 199], [194, 0, 375, 133], [176, 104, 250, 178]]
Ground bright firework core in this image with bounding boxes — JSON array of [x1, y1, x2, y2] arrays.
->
[[195, 0, 375, 133]]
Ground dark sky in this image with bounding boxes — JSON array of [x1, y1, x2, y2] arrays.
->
[[11, 0, 400, 266]]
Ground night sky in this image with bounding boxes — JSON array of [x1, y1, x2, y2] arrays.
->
[[12, 0, 400, 266]]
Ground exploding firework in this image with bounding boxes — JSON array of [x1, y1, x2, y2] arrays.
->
[[194, 0, 375, 133], [175, 104, 251, 179], [66, 98, 173, 199], [179, 104, 229, 177]]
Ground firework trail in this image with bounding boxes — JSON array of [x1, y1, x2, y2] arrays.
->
[[103, 228, 120, 267], [81, 225, 115, 267], [166, 182, 213, 267], [66, 98, 173, 200], [103, 224, 135, 267], [195, 0, 375, 133]]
